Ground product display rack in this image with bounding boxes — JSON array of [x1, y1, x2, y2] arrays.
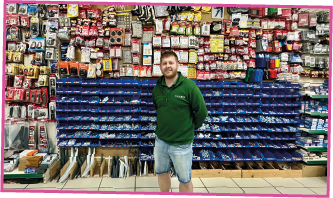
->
[[56, 79, 304, 162], [297, 85, 329, 165]]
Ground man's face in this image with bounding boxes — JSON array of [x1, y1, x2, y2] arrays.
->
[[160, 55, 179, 79]]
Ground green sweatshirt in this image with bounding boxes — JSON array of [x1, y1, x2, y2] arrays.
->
[[152, 72, 208, 145]]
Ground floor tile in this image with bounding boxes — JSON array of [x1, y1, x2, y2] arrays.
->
[[3, 184, 28, 189], [201, 178, 238, 188], [293, 177, 327, 188], [62, 188, 99, 191], [276, 187, 317, 195], [24, 188, 60, 191], [207, 187, 244, 194], [135, 188, 162, 192], [99, 177, 135, 188], [243, 187, 281, 194], [25, 180, 66, 189], [309, 188, 327, 195], [99, 188, 135, 192], [263, 178, 304, 187], [232, 178, 272, 188], [192, 178, 205, 188], [172, 188, 208, 193], [63, 177, 102, 189], [169, 177, 204, 188], [136, 176, 159, 188]]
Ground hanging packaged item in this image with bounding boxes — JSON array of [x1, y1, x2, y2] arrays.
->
[[179, 50, 189, 64], [177, 21, 186, 35], [210, 35, 224, 53], [132, 53, 140, 65], [162, 36, 171, 48], [112, 59, 119, 71], [131, 38, 141, 54], [142, 27, 154, 43], [59, 61, 69, 75], [143, 43, 153, 56], [163, 17, 171, 31], [298, 12, 309, 27], [132, 21, 143, 38], [171, 36, 180, 49], [120, 65, 127, 76], [229, 26, 240, 37], [153, 50, 161, 65], [188, 50, 197, 64], [139, 66, 147, 77], [180, 36, 189, 49], [152, 65, 162, 77], [122, 49, 132, 64], [170, 21, 179, 34], [153, 36, 162, 48], [143, 56, 152, 66], [87, 64, 96, 78], [186, 22, 193, 35], [69, 62, 79, 76], [115, 46, 123, 59], [201, 22, 211, 36]]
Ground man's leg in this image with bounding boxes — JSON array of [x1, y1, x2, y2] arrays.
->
[[154, 137, 172, 192], [157, 173, 171, 192], [169, 143, 193, 193]]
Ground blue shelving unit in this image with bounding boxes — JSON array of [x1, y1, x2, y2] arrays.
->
[[56, 78, 302, 162]]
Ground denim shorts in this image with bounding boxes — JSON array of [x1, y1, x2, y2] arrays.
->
[[154, 137, 193, 184]]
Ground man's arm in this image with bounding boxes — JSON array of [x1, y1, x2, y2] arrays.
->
[[152, 87, 157, 111], [190, 86, 208, 130]]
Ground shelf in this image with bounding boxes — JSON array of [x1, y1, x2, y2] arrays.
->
[[311, 95, 328, 99], [305, 112, 328, 117], [299, 146, 327, 152], [299, 128, 328, 134], [4, 168, 44, 179], [304, 159, 327, 165]]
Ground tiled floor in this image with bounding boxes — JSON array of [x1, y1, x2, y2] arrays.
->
[[3, 177, 328, 195]]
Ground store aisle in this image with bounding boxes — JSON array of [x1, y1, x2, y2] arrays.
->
[[3, 176, 327, 195]]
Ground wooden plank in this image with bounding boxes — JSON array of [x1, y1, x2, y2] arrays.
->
[[220, 162, 242, 178], [100, 158, 107, 177], [60, 160, 70, 177], [81, 160, 87, 176], [69, 161, 78, 179], [90, 160, 97, 177], [272, 162, 302, 178], [94, 147, 131, 157]]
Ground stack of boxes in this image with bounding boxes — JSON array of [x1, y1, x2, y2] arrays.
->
[[304, 117, 328, 131], [309, 80, 329, 95]]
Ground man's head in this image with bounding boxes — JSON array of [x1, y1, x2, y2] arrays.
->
[[160, 50, 179, 79]]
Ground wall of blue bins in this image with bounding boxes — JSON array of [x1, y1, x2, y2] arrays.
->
[[56, 77, 303, 163]]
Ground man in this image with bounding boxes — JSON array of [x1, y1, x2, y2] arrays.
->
[[152, 50, 208, 192]]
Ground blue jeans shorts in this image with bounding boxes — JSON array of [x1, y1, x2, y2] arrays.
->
[[154, 137, 193, 184]]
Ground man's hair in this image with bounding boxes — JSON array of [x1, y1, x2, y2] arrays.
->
[[160, 50, 178, 63]]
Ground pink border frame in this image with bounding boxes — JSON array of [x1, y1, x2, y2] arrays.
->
[[1, 1, 332, 197]]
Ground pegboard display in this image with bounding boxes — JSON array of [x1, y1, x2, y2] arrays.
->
[[4, 3, 330, 169]]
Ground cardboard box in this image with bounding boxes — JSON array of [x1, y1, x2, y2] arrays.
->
[[18, 156, 44, 171], [297, 164, 326, 177]]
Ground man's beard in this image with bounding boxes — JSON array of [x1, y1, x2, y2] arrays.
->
[[162, 69, 178, 79]]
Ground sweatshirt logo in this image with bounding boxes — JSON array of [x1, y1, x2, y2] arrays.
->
[[175, 95, 185, 99]]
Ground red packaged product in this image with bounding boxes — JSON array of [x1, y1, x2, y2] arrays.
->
[[196, 70, 205, 80], [20, 15, 30, 27], [81, 25, 90, 37], [298, 12, 309, 27], [269, 69, 277, 78], [79, 9, 87, 18]]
